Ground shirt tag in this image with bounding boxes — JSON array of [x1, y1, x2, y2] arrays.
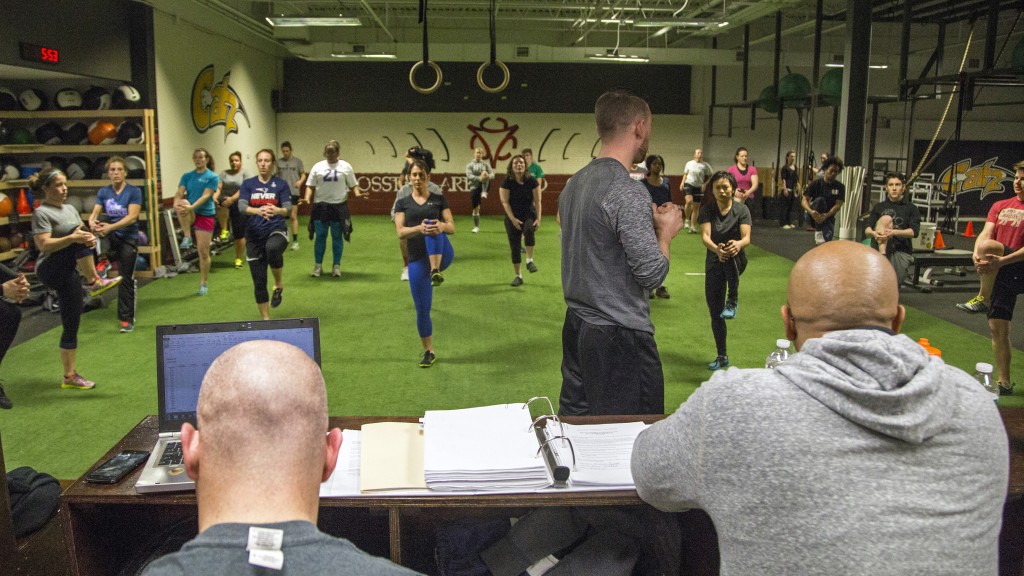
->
[[525, 554, 559, 576], [248, 549, 284, 570], [247, 526, 284, 551]]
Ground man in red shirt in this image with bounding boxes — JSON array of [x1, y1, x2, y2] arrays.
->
[[960, 159, 1024, 396]]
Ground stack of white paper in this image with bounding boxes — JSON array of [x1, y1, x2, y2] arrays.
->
[[423, 404, 552, 491], [545, 421, 647, 488]]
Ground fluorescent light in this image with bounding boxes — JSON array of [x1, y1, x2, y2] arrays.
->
[[825, 63, 889, 69], [266, 16, 362, 27], [633, 19, 724, 28], [587, 53, 650, 63], [330, 52, 397, 59]]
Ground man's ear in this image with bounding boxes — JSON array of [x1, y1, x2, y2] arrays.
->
[[322, 428, 344, 482], [181, 423, 200, 481], [892, 304, 906, 334], [782, 305, 797, 342]]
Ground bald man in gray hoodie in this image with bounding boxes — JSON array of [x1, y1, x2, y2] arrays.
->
[[631, 241, 1008, 575]]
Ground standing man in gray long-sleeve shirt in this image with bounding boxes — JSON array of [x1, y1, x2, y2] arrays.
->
[[558, 89, 683, 416]]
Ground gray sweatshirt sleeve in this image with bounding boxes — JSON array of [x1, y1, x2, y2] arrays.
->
[[631, 385, 707, 511], [604, 181, 670, 290]]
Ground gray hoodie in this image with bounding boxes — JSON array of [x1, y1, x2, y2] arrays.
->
[[632, 329, 1008, 575]]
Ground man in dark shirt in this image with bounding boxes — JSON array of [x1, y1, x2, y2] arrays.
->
[[865, 172, 920, 285], [801, 156, 845, 243]]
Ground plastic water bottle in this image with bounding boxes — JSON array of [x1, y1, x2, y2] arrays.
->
[[766, 339, 792, 369], [975, 362, 999, 401]]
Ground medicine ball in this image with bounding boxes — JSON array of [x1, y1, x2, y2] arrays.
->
[[90, 157, 110, 179], [55, 88, 83, 110], [19, 89, 47, 111], [125, 155, 146, 179], [82, 194, 97, 213], [1, 160, 20, 181], [35, 122, 64, 145], [67, 157, 92, 180], [43, 156, 68, 172], [0, 88, 17, 111], [0, 195, 12, 217], [61, 122, 89, 145], [9, 127, 33, 145], [112, 85, 141, 109], [82, 86, 111, 110], [87, 121, 117, 145], [115, 121, 144, 144]]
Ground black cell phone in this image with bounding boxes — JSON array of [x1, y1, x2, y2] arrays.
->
[[84, 450, 150, 484]]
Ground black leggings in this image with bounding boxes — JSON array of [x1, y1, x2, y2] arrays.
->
[[36, 246, 86, 350], [0, 300, 21, 366], [248, 232, 288, 304], [106, 234, 138, 322], [504, 215, 536, 264], [705, 253, 747, 357]]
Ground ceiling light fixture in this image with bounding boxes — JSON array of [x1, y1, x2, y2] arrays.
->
[[266, 16, 362, 27], [633, 19, 724, 28], [825, 63, 889, 69], [587, 53, 650, 63], [330, 52, 397, 59]]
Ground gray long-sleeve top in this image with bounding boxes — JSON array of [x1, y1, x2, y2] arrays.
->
[[559, 157, 668, 334]]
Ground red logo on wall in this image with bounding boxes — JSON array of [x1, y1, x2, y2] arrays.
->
[[467, 117, 519, 169]]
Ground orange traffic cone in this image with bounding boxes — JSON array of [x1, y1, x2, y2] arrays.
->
[[16, 189, 31, 215], [963, 221, 975, 237], [934, 229, 946, 250]]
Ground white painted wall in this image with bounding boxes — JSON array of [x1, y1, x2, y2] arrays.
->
[[276, 112, 704, 184], [152, 9, 281, 199]]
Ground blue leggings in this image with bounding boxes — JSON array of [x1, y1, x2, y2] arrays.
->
[[409, 235, 454, 338], [313, 220, 343, 266]]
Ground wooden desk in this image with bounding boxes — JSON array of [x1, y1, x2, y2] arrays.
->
[[59, 415, 657, 576], [61, 409, 1024, 576]]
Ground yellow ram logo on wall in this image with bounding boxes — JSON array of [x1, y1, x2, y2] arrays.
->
[[191, 65, 251, 140]]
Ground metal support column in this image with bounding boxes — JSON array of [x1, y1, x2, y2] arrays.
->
[[837, 0, 871, 166]]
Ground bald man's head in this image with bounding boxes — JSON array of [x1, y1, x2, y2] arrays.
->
[[785, 241, 903, 347], [197, 340, 327, 474]]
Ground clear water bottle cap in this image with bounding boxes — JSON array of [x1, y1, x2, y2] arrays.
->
[[975, 362, 993, 374], [776, 339, 791, 349]]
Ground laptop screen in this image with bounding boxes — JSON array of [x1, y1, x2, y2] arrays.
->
[[155, 318, 321, 433]]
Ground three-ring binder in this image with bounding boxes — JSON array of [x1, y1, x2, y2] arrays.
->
[[524, 398, 574, 488]]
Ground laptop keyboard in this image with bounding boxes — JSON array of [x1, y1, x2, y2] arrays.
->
[[158, 441, 183, 466]]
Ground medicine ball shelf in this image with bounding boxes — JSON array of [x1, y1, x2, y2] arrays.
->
[[0, 109, 160, 276]]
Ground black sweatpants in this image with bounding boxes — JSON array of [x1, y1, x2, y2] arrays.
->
[[106, 233, 138, 323], [36, 246, 86, 350], [559, 308, 664, 416], [0, 300, 21, 366]]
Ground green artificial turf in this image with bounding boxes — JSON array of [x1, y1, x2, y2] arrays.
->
[[1, 215, 1020, 478]]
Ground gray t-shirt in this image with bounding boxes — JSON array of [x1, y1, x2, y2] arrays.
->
[[465, 160, 491, 188], [276, 156, 305, 193], [141, 520, 422, 576], [31, 202, 84, 268], [219, 170, 252, 198], [559, 157, 668, 334], [683, 160, 712, 188]]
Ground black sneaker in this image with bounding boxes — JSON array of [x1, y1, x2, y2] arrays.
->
[[431, 269, 444, 287], [419, 350, 436, 368], [511, 275, 523, 287], [0, 383, 11, 409], [526, 261, 538, 273], [998, 381, 1016, 396], [271, 287, 283, 308]]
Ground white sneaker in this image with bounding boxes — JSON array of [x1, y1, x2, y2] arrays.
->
[[311, 265, 322, 277], [332, 264, 341, 277], [472, 227, 480, 233], [400, 266, 409, 281], [291, 241, 299, 251]]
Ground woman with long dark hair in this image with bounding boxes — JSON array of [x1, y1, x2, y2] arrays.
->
[[394, 158, 455, 367], [238, 149, 291, 320], [642, 154, 672, 299], [31, 167, 121, 389], [173, 148, 219, 295], [727, 147, 759, 206], [499, 154, 541, 287], [699, 171, 752, 370]]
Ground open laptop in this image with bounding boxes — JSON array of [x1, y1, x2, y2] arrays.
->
[[135, 318, 321, 493]]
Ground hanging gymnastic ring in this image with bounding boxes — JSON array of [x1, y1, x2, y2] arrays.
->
[[477, 60, 509, 93], [409, 61, 443, 94]]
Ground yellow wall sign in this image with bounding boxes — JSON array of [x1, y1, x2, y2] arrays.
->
[[191, 64, 251, 140]]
